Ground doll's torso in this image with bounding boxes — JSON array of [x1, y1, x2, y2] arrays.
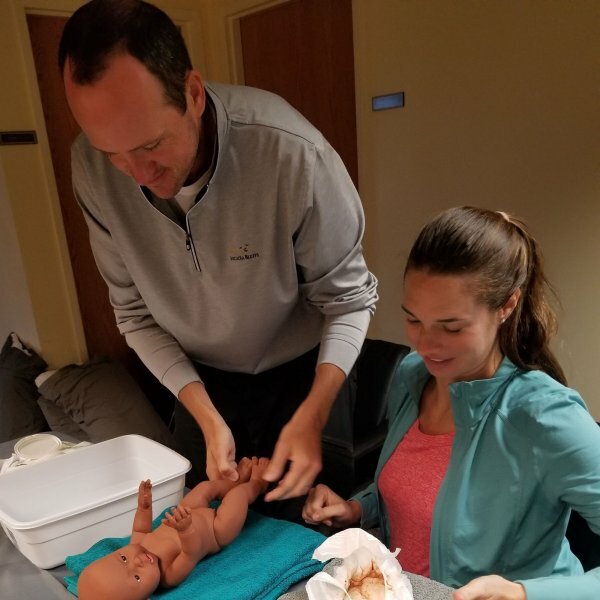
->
[[140, 506, 220, 585]]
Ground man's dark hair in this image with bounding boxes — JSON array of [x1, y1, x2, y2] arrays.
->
[[58, 0, 192, 113]]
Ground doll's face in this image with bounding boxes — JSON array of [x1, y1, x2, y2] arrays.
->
[[78, 544, 161, 600]]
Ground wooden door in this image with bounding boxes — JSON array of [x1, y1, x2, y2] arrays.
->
[[239, 0, 358, 187], [27, 14, 173, 421], [26, 15, 119, 363]]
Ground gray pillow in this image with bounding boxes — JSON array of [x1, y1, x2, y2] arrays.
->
[[36, 395, 90, 441], [37, 357, 175, 447], [0, 333, 49, 442]]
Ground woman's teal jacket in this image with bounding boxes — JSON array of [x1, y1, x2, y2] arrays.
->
[[353, 352, 600, 600]]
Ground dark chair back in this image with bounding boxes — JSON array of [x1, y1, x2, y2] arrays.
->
[[567, 509, 600, 570], [565, 421, 600, 570], [321, 339, 411, 497]]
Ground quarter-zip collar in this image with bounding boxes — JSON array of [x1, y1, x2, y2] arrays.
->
[[448, 357, 520, 428], [395, 353, 520, 426]]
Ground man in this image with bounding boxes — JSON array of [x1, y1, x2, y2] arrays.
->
[[59, 0, 377, 505]]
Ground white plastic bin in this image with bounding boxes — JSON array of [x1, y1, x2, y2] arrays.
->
[[0, 434, 190, 568]]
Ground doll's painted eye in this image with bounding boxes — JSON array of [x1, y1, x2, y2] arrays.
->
[[120, 555, 127, 563], [134, 575, 141, 582]]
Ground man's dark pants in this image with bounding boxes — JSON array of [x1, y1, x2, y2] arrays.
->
[[173, 346, 320, 521]]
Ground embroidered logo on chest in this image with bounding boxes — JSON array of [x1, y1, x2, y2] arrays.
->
[[229, 243, 260, 261]]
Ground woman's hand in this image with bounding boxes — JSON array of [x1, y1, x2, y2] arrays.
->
[[302, 483, 362, 528], [453, 575, 526, 600]]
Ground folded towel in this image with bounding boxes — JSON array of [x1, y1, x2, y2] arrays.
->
[[65, 508, 326, 599]]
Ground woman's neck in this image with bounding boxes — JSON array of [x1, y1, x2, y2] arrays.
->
[[418, 378, 455, 435]]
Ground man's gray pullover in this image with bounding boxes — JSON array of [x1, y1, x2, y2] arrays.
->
[[72, 82, 378, 397]]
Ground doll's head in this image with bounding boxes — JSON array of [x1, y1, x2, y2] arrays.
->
[[78, 543, 161, 600]]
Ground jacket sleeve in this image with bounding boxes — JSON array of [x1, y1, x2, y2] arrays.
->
[[518, 390, 600, 600], [293, 139, 378, 375], [351, 482, 380, 530], [521, 572, 600, 600], [71, 140, 201, 398]]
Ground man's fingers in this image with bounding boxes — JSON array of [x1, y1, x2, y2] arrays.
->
[[264, 459, 319, 501], [206, 440, 238, 481], [262, 441, 289, 483], [219, 461, 239, 481]]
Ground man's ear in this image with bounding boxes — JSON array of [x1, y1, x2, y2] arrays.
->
[[187, 70, 205, 116]]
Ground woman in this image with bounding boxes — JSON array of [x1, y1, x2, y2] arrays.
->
[[303, 207, 600, 600]]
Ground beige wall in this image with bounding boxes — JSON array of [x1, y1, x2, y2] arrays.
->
[[0, 159, 39, 347], [0, 0, 86, 367], [353, 0, 600, 416], [2, 1, 599, 415]]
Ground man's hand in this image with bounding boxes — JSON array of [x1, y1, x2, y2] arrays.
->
[[302, 483, 361, 528], [263, 363, 346, 501], [179, 381, 238, 482], [453, 575, 526, 600], [263, 412, 323, 501], [204, 420, 238, 481]]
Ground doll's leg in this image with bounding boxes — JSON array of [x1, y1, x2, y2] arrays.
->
[[213, 457, 269, 547], [181, 458, 253, 509]]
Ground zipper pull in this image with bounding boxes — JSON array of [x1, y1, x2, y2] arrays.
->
[[185, 231, 202, 271]]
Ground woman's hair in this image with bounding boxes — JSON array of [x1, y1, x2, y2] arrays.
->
[[58, 0, 192, 113], [405, 206, 566, 385]]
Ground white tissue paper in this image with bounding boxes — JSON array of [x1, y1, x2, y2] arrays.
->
[[306, 528, 413, 600]]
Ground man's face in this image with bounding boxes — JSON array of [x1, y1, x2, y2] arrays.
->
[[64, 53, 205, 199]]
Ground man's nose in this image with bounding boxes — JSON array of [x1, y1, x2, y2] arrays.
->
[[111, 154, 157, 185]]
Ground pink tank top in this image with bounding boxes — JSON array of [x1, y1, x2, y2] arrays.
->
[[378, 420, 454, 577]]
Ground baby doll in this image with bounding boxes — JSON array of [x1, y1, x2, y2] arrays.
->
[[77, 456, 270, 600]]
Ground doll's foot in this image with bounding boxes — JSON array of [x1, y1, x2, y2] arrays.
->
[[250, 457, 270, 493], [237, 457, 253, 484]]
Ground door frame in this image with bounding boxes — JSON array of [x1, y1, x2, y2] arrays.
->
[[197, 0, 292, 84], [1, 0, 209, 367]]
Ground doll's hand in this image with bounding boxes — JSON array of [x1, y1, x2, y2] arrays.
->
[[137, 479, 152, 510], [162, 505, 193, 532], [453, 575, 526, 600]]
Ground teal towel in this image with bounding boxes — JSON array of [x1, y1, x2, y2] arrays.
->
[[65, 508, 325, 599]]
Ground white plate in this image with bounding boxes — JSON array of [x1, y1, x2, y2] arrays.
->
[[14, 433, 62, 460]]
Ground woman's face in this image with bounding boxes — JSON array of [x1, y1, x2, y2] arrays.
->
[[403, 269, 510, 384]]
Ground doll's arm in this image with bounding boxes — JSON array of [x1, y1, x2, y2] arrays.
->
[[130, 479, 153, 545], [160, 505, 204, 587]]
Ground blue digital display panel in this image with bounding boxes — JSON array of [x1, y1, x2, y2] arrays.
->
[[372, 92, 405, 111]]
